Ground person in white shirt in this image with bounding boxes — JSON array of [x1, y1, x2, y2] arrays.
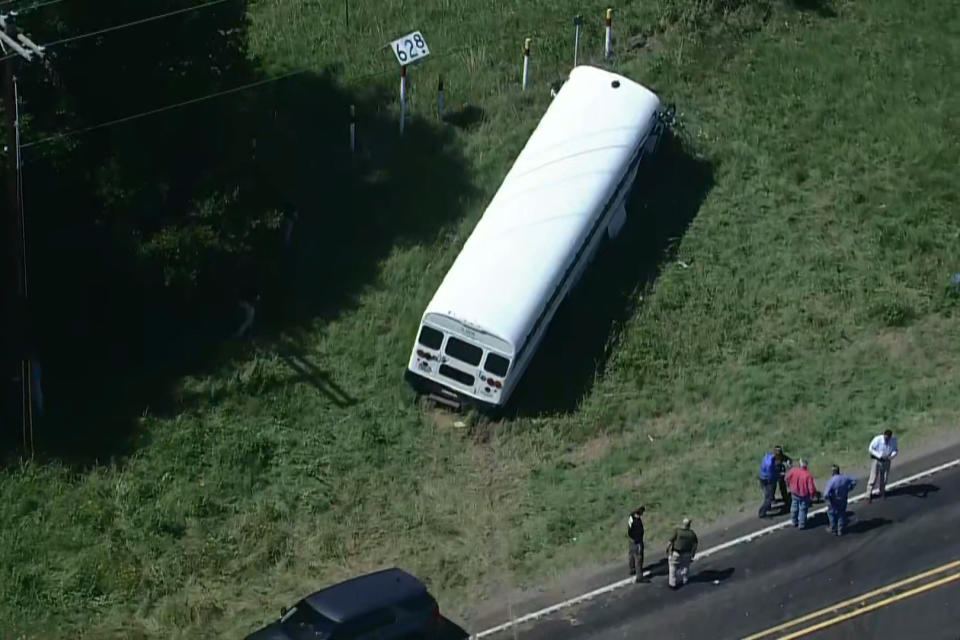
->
[[867, 429, 898, 501]]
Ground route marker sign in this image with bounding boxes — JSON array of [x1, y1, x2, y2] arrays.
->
[[390, 30, 430, 65]]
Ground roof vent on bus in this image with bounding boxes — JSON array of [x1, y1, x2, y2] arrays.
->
[[611, 80, 621, 89]]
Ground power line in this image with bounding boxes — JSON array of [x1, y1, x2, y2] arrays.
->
[[16, 64, 430, 154], [22, 67, 309, 148], [43, 0, 234, 48], [20, 16, 588, 150], [0, 0, 234, 60], [0, 0, 64, 10]]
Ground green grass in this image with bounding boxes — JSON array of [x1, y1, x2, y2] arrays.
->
[[4, 0, 960, 637]]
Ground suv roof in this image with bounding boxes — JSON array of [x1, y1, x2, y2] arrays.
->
[[303, 568, 429, 623]]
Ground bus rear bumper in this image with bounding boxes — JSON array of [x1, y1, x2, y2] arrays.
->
[[404, 369, 501, 413]]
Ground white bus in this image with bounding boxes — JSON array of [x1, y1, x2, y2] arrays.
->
[[405, 65, 668, 409]]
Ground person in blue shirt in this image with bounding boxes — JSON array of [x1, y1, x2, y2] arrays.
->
[[758, 449, 780, 518], [823, 465, 857, 536]]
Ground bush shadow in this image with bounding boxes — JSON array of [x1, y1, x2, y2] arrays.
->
[[507, 132, 714, 416], [11, 65, 474, 463]]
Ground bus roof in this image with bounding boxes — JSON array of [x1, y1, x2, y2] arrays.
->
[[423, 66, 661, 352]]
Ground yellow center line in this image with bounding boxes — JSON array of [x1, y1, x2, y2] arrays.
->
[[778, 571, 960, 639], [741, 559, 960, 640]]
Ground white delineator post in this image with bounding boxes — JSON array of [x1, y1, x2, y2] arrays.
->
[[399, 64, 407, 135], [349, 104, 356, 154], [522, 37, 531, 90], [605, 8, 613, 59], [574, 14, 582, 67], [437, 74, 444, 120]]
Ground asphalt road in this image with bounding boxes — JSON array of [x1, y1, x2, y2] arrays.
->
[[481, 458, 960, 640]]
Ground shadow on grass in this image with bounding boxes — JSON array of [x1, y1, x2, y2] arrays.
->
[[507, 132, 715, 416], [8, 70, 474, 464], [443, 104, 485, 130], [275, 349, 357, 409], [789, 0, 838, 18]]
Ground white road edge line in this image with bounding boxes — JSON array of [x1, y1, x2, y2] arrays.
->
[[470, 457, 960, 639]]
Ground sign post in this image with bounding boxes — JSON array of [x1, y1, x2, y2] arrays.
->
[[605, 8, 613, 59], [437, 74, 444, 120], [574, 15, 582, 67], [399, 65, 407, 135], [388, 30, 431, 136], [522, 38, 531, 90], [349, 104, 356, 154]]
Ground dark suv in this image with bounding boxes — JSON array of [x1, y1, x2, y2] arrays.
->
[[245, 568, 441, 640]]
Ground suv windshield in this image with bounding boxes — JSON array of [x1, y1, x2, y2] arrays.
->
[[280, 604, 336, 640]]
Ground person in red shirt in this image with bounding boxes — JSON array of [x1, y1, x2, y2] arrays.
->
[[784, 459, 817, 529]]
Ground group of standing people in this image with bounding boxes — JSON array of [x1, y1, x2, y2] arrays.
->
[[757, 430, 899, 536], [627, 507, 699, 589], [625, 429, 901, 591]]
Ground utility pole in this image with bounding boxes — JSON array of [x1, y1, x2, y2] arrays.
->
[[2, 16, 23, 298], [0, 11, 43, 454]]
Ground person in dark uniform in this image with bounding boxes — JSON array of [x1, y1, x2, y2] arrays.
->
[[773, 445, 793, 506], [667, 518, 699, 589], [627, 506, 648, 583]]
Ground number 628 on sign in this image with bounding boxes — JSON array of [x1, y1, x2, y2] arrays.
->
[[390, 30, 430, 65]]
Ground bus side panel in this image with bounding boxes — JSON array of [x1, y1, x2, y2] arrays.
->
[[501, 205, 610, 405], [501, 143, 647, 405]]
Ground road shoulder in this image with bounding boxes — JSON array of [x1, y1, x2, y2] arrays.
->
[[461, 429, 960, 635]]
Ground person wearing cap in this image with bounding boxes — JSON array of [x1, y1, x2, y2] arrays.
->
[[868, 429, 898, 501], [627, 506, 648, 583], [784, 459, 818, 529], [666, 518, 698, 589], [823, 465, 857, 536]]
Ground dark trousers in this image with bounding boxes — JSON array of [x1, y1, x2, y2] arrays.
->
[[628, 541, 644, 576], [777, 477, 789, 503], [759, 479, 776, 517]]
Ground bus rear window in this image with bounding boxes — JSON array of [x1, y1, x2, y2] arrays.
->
[[484, 353, 510, 377], [418, 326, 443, 350], [445, 337, 482, 365]]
